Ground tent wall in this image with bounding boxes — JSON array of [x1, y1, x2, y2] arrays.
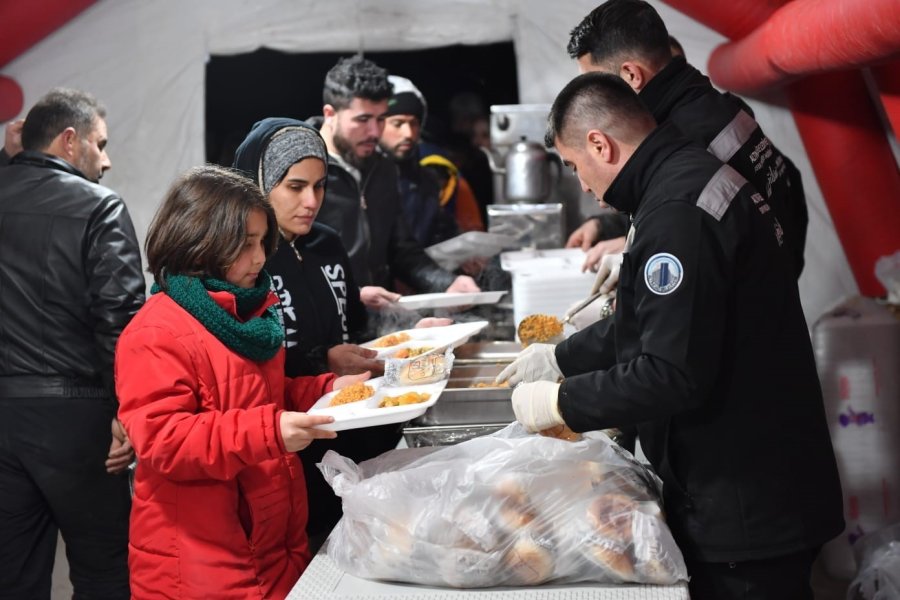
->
[[1, 0, 859, 323]]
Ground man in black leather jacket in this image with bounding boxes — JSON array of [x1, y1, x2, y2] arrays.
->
[[567, 0, 808, 281], [0, 89, 144, 599], [313, 55, 479, 309], [500, 74, 842, 600]]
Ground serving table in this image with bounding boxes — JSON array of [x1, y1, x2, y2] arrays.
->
[[288, 549, 690, 600]]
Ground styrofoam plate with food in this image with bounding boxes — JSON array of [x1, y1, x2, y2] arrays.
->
[[361, 320, 490, 358], [396, 290, 507, 311], [308, 376, 449, 431]]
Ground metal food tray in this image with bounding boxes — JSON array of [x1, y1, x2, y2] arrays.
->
[[402, 423, 510, 447], [453, 341, 522, 364]]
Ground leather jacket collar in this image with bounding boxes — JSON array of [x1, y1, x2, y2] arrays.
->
[[11, 150, 89, 181]]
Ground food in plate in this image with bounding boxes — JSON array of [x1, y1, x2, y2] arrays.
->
[[372, 332, 412, 348], [329, 382, 375, 406], [517, 314, 564, 346], [378, 391, 431, 408], [393, 346, 434, 359], [468, 380, 510, 388]]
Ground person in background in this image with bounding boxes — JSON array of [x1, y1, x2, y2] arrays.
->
[[115, 165, 370, 598], [233, 119, 451, 552], [566, 0, 807, 294], [379, 75, 484, 247], [312, 55, 480, 309], [379, 75, 459, 246], [0, 88, 144, 599], [0, 118, 24, 164], [498, 72, 843, 600], [444, 91, 494, 223]]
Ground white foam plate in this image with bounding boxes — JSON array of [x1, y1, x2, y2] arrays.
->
[[308, 377, 448, 431], [361, 320, 489, 359], [425, 231, 518, 270], [397, 290, 507, 311]]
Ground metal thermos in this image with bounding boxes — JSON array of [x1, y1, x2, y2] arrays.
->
[[503, 136, 560, 202]]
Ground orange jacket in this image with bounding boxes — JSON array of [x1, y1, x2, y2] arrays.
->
[[115, 290, 335, 599]]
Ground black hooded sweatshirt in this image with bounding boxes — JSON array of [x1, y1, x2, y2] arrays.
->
[[233, 118, 401, 539]]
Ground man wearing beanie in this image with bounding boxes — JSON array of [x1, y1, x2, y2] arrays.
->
[[380, 75, 484, 246], [312, 55, 480, 306]]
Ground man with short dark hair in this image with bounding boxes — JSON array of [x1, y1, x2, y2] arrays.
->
[[0, 88, 144, 598], [499, 72, 843, 600], [566, 0, 808, 288], [313, 56, 479, 308]]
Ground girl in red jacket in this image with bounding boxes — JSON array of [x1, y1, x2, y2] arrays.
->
[[114, 165, 369, 599]]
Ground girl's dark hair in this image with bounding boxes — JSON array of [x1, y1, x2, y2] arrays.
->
[[146, 165, 278, 286]]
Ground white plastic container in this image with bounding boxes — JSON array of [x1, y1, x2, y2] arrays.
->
[[814, 297, 900, 580], [500, 248, 595, 341]]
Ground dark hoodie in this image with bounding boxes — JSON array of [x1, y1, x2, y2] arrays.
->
[[305, 116, 456, 292], [233, 118, 401, 542]]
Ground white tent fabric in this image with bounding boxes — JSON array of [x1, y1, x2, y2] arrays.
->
[[3, 0, 858, 323]]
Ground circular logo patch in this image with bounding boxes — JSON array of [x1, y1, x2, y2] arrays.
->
[[644, 253, 684, 295]]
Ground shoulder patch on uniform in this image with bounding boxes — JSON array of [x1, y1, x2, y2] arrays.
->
[[644, 253, 684, 295]]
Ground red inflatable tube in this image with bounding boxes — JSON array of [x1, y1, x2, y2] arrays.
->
[[664, 0, 900, 296], [658, 0, 786, 41], [0, 75, 23, 121], [707, 0, 900, 95], [788, 71, 900, 296], [872, 60, 900, 142], [0, 0, 97, 67]]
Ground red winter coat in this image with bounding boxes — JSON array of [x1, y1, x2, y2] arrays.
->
[[115, 290, 336, 599]]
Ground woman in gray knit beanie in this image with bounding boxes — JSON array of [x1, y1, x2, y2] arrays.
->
[[233, 118, 329, 242]]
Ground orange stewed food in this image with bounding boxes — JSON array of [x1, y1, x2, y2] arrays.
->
[[378, 392, 431, 408], [372, 332, 412, 348]]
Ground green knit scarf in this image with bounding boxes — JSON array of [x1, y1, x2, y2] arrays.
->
[[152, 272, 284, 362]]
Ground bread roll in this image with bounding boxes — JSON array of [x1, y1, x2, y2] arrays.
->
[[439, 547, 501, 588], [504, 535, 554, 585], [491, 474, 538, 533], [539, 424, 582, 441], [586, 493, 635, 544], [587, 543, 635, 581]]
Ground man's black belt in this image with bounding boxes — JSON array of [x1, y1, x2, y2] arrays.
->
[[0, 375, 108, 399]]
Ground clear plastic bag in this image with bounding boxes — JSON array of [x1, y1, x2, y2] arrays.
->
[[848, 522, 900, 600], [383, 347, 454, 387], [320, 423, 687, 588]]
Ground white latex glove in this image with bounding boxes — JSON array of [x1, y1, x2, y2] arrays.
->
[[512, 381, 564, 432], [565, 293, 614, 331], [582, 237, 626, 272], [495, 343, 562, 386], [591, 252, 624, 295]]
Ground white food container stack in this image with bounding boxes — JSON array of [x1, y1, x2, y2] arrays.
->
[[500, 248, 595, 341]]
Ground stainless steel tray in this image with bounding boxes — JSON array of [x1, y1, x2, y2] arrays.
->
[[402, 422, 509, 447], [415, 382, 514, 425], [452, 341, 521, 364]]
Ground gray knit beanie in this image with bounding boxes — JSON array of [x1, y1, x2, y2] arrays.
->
[[260, 126, 328, 195]]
